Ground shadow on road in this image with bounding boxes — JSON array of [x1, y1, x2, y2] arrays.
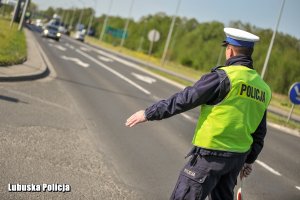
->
[[0, 94, 28, 104]]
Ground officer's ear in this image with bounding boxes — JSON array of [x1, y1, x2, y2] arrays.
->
[[226, 45, 235, 59]]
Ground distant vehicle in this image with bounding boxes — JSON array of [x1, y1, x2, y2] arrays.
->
[[74, 31, 85, 42], [41, 25, 61, 41], [35, 19, 43, 27]]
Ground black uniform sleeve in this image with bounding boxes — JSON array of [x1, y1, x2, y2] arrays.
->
[[245, 111, 267, 164], [145, 71, 224, 121]]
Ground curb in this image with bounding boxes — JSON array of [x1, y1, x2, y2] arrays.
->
[[0, 27, 49, 82], [268, 122, 300, 137]]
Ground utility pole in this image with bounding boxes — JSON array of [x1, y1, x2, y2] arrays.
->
[[100, 0, 113, 41], [87, 0, 97, 36], [10, 0, 22, 29], [120, 0, 135, 47], [160, 0, 182, 66], [78, 8, 84, 27], [64, 11, 70, 28], [77, 0, 85, 28], [87, 9, 94, 35], [137, 19, 148, 52], [69, 7, 76, 31], [261, 0, 285, 79], [18, 0, 30, 31]]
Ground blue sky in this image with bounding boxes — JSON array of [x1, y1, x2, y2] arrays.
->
[[33, 0, 300, 39]]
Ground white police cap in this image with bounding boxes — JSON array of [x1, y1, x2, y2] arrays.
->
[[223, 28, 259, 48]]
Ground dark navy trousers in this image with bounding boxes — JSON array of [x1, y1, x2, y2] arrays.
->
[[170, 148, 248, 200]]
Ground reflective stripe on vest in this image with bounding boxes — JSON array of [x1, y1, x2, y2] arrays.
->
[[192, 66, 272, 153]]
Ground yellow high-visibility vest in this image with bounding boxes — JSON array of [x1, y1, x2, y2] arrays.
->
[[192, 66, 272, 152]]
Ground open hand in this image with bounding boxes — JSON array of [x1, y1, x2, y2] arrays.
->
[[125, 110, 147, 127]]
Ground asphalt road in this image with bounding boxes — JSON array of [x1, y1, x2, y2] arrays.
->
[[28, 25, 300, 199]]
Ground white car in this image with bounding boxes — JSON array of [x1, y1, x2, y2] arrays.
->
[[74, 31, 85, 42], [35, 19, 43, 27]]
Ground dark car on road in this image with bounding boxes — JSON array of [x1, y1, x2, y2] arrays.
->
[[42, 25, 61, 41]]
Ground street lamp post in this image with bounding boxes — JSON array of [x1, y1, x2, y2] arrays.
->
[[10, 0, 22, 29], [120, 0, 135, 47], [87, 0, 97, 36], [137, 19, 148, 52], [60, 9, 66, 27], [261, 0, 285, 79], [18, 0, 30, 31], [160, 0, 182, 66], [77, 0, 85, 28], [69, 7, 76, 30], [100, 0, 114, 41], [78, 9, 84, 27]]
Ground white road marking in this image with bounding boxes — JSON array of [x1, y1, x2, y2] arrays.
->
[[48, 39, 54, 43], [61, 55, 89, 68], [80, 47, 89, 52], [152, 95, 161, 101], [255, 160, 282, 176], [98, 55, 112, 62], [76, 49, 151, 95], [131, 72, 156, 84], [93, 49, 185, 89], [55, 45, 67, 51], [63, 36, 185, 89], [180, 113, 197, 123], [296, 186, 300, 191], [65, 43, 75, 50]]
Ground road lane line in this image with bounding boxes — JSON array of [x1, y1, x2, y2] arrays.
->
[[98, 55, 112, 62], [65, 43, 75, 50], [296, 186, 300, 191], [180, 113, 197, 123], [152, 96, 161, 101], [255, 160, 282, 176], [63, 35, 185, 89], [61, 55, 89, 68], [80, 47, 90, 52], [131, 72, 156, 84], [55, 45, 67, 51], [76, 49, 151, 95]]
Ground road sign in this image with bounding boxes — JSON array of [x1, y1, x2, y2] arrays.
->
[[148, 29, 160, 42], [147, 29, 160, 56], [289, 82, 300, 105], [106, 26, 128, 39]]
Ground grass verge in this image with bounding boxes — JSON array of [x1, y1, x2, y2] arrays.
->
[[0, 18, 27, 66], [268, 112, 300, 132]]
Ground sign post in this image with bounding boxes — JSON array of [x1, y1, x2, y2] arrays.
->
[[287, 82, 300, 122], [147, 29, 160, 56]]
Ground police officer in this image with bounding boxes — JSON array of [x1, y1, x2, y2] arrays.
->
[[125, 27, 272, 200]]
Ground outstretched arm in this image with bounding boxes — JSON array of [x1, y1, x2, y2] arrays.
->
[[125, 70, 227, 127]]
